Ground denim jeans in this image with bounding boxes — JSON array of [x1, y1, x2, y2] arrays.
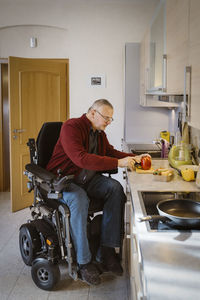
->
[[59, 174, 126, 265]]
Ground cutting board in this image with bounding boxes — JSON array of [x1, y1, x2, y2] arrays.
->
[[135, 167, 155, 174]]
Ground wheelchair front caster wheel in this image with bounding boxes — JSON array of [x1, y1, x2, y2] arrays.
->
[[31, 258, 60, 290]]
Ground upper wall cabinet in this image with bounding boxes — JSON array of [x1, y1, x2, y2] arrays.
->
[[149, 0, 165, 91], [188, 0, 200, 129], [140, 0, 181, 108], [166, 0, 189, 95], [166, 0, 200, 129], [140, 29, 150, 106]]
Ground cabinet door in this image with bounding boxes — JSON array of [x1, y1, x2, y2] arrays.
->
[[188, 0, 200, 129], [140, 30, 150, 106], [166, 0, 189, 94]]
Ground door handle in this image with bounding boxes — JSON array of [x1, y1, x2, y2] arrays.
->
[[13, 129, 26, 133], [13, 128, 26, 139]]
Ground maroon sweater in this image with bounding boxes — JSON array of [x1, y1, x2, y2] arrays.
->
[[46, 114, 133, 177]]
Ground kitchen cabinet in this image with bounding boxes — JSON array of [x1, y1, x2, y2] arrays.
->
[[139, 1, 181, 108], [188, 0, 200, 129], [166, 0, 189, 94], [140, 0, 200, 121], [140, 30, 150, 106], [125, 156, 200, 299], [162, 0, 200, 129], [125, 180, 146, 300], [149, 0, 165, 91], [125, 43, 171, 144]]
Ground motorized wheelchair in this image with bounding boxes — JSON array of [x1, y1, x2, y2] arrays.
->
[[19, 122, 125, 290]]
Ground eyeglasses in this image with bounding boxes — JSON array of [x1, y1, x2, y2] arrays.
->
[[95, 110, 114, 122]]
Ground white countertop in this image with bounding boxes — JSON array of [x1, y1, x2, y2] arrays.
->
[[126, 159, 200, 300]]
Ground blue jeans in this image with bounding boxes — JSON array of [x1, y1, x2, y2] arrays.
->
[[59, 174, 126, 265]]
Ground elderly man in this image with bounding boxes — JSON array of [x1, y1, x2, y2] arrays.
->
[[47, 99, 143, 285]]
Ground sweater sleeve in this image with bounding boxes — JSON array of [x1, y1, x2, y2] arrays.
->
[[60, 122, 118, 171]]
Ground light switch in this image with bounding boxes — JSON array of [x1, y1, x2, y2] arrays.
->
[[30, 37, 37, 48]]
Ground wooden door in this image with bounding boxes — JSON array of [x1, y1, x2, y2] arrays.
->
[[9, 57, 69, 212]]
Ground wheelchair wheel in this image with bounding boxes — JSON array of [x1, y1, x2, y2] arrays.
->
[[31, 258, 60, 290], [19, 224, 41, 266]]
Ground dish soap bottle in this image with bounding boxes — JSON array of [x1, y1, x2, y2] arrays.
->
[[196, 164, 200, 188]]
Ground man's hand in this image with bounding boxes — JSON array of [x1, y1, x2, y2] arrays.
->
[[118, 156, 137, 171], [118, 154, 152, 172]]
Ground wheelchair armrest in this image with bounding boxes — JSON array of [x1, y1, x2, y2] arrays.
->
[[25, 163, 74, 192], [25, 163, 56, 183], [101, 168, 118, 175]]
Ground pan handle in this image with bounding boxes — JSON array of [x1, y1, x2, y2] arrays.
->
[[138, 215, 169, 222]]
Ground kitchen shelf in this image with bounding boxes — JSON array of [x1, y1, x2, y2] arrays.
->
[[141, 93, 182, 108], [141, 99, 180, 108]]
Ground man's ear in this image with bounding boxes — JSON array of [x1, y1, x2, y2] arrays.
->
[[90, 108, 96, 119]]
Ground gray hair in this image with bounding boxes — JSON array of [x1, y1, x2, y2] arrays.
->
[[88, 99, 113, 112]]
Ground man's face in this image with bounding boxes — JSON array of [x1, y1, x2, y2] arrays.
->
[[91, 105, 113, 131]]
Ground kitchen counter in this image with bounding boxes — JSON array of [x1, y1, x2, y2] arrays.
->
[[126, 159, 200, 300]]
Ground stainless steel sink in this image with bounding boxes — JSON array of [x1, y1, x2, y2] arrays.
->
[[129, 143, 162, 158]]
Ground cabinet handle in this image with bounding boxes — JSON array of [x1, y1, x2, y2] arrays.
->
[[162, 54, 167, 92], [183, 66, 191, 122]]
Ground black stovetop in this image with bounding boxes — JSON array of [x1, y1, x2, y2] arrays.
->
[[139, 191, 200, 231]]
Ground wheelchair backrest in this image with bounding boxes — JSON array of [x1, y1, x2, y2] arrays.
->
[[36, 122, 63, 168]]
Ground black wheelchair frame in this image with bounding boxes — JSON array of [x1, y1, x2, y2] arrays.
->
[[19, 122, 124, 291]]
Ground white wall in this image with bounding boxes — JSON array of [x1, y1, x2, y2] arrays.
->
[[0, 0, 159, 183]]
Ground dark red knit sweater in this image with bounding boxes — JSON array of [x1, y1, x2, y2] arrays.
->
[[46, 114, 133, 177]]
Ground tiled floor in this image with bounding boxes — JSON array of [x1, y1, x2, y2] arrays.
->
[[0, 192, 130, 300]]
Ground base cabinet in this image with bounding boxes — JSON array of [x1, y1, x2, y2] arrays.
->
[[126, 194, 146, 300]]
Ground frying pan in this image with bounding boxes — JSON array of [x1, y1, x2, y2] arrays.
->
[[139, 199, 200, 228]]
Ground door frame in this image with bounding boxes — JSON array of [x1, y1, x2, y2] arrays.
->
[[0, 58, 8, 192]]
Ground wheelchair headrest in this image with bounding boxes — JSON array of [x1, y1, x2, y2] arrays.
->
[[36, 122, 63, 168]]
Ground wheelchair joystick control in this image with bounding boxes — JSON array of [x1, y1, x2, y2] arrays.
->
[[57, 169, 63, 178]]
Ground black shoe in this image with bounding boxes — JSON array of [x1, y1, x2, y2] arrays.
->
[[102, 247, 123, 276], [79, 263, 101, 285]]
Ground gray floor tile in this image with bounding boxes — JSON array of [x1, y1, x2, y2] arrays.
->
[[88, 289, 128, 300], [7, 266, 49, 300], [89, 272, 128, 300], [0, 192, 130, 300]]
